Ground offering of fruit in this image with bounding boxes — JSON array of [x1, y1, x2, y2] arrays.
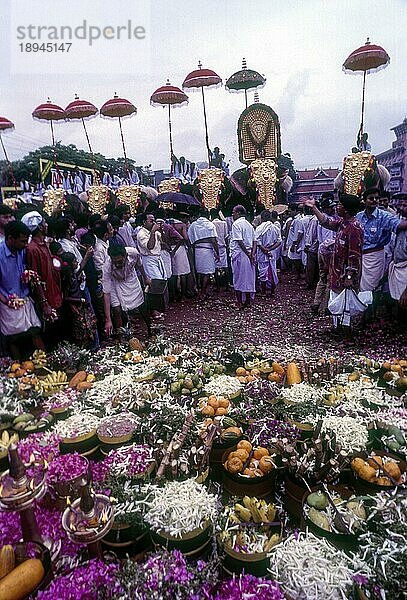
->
[[35, 370, 68, 395], [224, 440, 275, 477], [351, 453, 405, 486], [12, 412, 54, 433], [304, 490, 367, 534], [200, 395, 231, 416]]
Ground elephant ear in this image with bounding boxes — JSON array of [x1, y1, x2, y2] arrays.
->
[[230, 167, 249, 195]]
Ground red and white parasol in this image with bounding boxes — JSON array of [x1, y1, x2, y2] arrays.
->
[[0, 117, 15, 133], [32, 99, 66, 186], [0, 117, 18, 191], [150, 80, 188, 171], [65, 95, 98, 155], [32, 98, 65, 145], [100, 93, 137, 173], [343, 38, 390, 141], [183, 61, 222, 164]]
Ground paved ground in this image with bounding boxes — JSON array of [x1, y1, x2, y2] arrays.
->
[[161, 272, 406, 360]]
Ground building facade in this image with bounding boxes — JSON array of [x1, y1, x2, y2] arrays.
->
[[377, 118, 407, 194], [289, 167, 340, 203]]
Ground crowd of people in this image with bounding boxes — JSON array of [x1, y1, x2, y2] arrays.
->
[[0, 185, 405, 359]]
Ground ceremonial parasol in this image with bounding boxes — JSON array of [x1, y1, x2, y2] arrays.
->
[[100, 93, 137, 174], [156, 191, 201, 206], [65, 95, 98, 155], [150, 80, 188, 172], [32, 98, 65, 146], [32, 98, 65, 186], [226, 58, 266, 108], [183, 61, 222, 165], [343, 38, 390, 141], [0, 117, 18, 191]]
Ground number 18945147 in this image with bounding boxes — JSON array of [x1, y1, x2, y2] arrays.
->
[[19, 43, 72, 52]]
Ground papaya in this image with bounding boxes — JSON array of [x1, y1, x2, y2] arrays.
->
[[286, 362, 302, 385], [0, 558, 44, 600], [69, 370, 87, 388], [0, 545, 15, 579], [76, 381, 93, 391]]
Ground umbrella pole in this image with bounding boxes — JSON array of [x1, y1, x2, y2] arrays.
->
[[50, 119, 55, 146], [359, 70, 367, 140], [118, 116, 130, 178], [168, 103, 174, 174], [81, 118, 100, 184], [81, 118, 94, 154], [201, 87, 211, 166], [244, 89, 248, 109], [49, 120, 62, 188], [0, 134, 18, 193]]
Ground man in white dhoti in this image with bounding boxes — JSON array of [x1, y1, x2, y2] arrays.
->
[[255, 210, 282, 296], [286, 204, 305, 279], [388, 195, 407, 305], [0, 221, 44, 359], [230, 205, 256, 308], [210, 208, 229, 290], [188, 208, 219, 300], [102, 245, 152, 339], [137, 214, 167, 316], [356, 188, 405, 292]]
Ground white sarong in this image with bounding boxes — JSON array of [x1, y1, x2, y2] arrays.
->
[[360, 249, 385, 292], [194, 244, 215, 275], [141, 255, 167, 280], [0, 297, 41, 336], [215, 245, 228, 269], [161, 250, 173, 279], [232, 252, 256, 293], [258, 258, 278, 286], [388, 260, 407, 300], [171, 244, 190, 276]]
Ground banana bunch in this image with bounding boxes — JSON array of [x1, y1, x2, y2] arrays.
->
[[233, 496, 277, 523], [36, 370, 68, 393], [0, 430, 19, 452], [32, 350, 47, 369]]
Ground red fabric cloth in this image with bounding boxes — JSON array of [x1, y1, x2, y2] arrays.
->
[[26, 238, 63, 309], [326, 216, 364, 293]]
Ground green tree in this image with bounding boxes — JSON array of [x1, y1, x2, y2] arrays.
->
[[0, 143, 137, 186]]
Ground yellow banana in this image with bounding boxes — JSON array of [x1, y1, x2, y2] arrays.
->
[[234, 503, 252, 522]]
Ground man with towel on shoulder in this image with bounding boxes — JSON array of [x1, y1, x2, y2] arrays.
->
[[188, 208, 219, 300], [230, 205, 256, 309], [255, 209, 282, 296]]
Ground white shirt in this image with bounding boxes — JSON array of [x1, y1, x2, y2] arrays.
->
[[137, 227, 162, 256], [317, 222, 336, 246], [118, 222, 137, 248], [230, 217, 255, 257], [255, 221, 281, 262], [93, 238, 109, 272], [213, 218, 228, 248], [188, 217, 217, 245]]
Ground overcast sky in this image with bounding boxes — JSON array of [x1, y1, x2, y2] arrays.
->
[[0, 0, 405, 174]]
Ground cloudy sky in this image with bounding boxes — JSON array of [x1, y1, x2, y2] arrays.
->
[[0, 0, 405, 174]]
